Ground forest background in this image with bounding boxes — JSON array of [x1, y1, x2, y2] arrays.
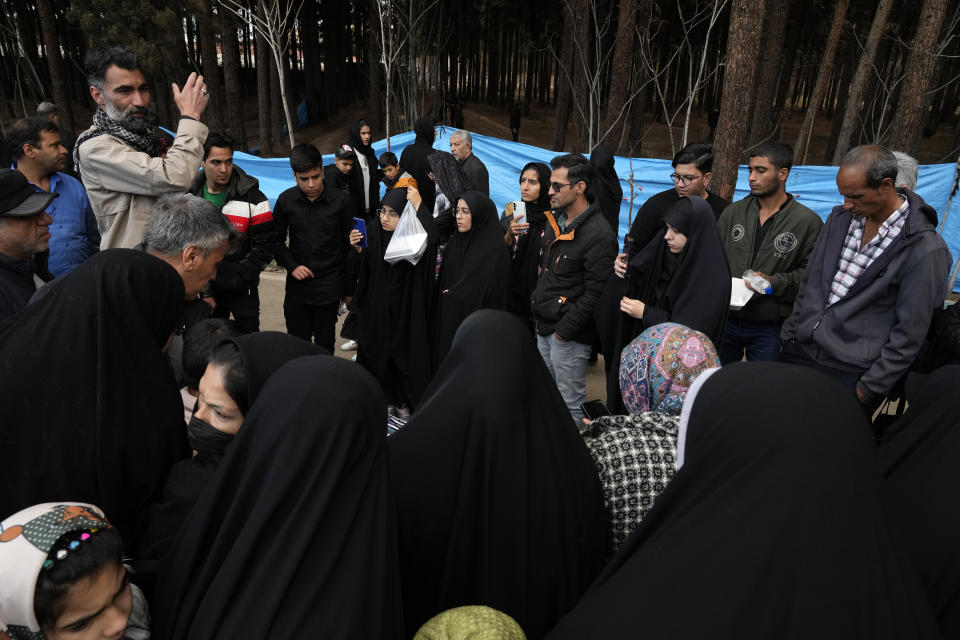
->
[[1, 0, 958, 201]]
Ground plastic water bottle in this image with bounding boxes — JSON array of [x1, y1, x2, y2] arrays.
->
[[742, 270, 773, 295]]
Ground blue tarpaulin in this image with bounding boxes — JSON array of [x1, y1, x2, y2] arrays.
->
[[224, 128, 960, 291]]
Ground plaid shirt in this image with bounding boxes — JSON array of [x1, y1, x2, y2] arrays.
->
[[827, 196, 909, 304]]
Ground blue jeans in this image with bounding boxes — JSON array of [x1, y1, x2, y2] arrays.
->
[[718, 318, 782, 365], [537, 333, 591, 424]]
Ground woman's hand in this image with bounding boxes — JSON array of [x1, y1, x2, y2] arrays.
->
[[349, 229, 364, 253], [620, 296, 645, 319], [508, 214, 529, 237], [613, 253, 628, 278], [407, 186, 422, 210]]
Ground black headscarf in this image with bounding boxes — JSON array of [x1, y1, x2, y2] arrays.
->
[[347, 119, 381, 215], [0, 249, 186, 550], [399, 115, 437, 211], [428, 150, 473, 212], [153, 356, 403, 639], [548, 362, 940, 639], [389, 310, 609, 638], [606, 196, 730, 413], [134, 331, 328, 594], [502, 162, 551, 327], [352, 188, 439, 408], [225, 330, 329, 413], [880, 365, 960, 637], [434, 191, 510, 366], [589, 145, 623, 235]]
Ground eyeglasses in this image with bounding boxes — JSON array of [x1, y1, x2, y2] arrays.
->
[[549, 182, 571, 192], [377, 208, 399, 219], [670, 173, 702, 185], [455, 208, 471, 217]]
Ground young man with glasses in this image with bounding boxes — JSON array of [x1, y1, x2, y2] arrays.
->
[[615, 142, 729, 276], [531, 153, 618, 424]]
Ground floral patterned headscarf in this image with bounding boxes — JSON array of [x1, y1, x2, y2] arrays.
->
[[619, 323, 720, 415], [0, 503, 110, 640]]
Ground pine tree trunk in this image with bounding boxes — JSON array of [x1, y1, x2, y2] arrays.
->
[[269, 56, 285, 150], [605, 0, 637, 154], [36, 0, 74, 131], [256, 28, 273, 156], [195, 0, 225, 133], [367, 0, 384, 136], [711, 0, 765, 200], [831, 0, 893, 163], [301, 0, 323, 123], [888, 0, 949, 155], [747, 0, 790, 147], [220, 10, 247, 151], [321, 0, 340, 118], [571, 0, 591, 151], [552, 4, 576, 151], [793, 0, 849, 165]]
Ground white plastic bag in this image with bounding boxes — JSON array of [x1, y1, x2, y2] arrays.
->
[[384, 201, 428, 265]]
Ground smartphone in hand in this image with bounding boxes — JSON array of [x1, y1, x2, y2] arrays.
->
[[513, 201, 527, 232], [352, 217, 368, 248], [581, 400, 611, 420]]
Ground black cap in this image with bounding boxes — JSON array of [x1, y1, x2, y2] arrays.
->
[[335, 144, 357, 160], [0, 169, 57, 217]]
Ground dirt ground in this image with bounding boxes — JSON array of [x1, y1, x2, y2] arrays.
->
[[257, 271, 610, 402]]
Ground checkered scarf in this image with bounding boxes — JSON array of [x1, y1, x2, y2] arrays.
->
[[73, 107, 167, 173]]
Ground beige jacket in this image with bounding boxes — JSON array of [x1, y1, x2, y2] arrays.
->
[[77, 117, 208, 250]]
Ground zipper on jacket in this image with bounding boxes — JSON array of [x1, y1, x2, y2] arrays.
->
[[810, 303, 831, 340]]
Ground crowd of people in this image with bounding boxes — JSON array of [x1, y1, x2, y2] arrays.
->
[[2, 44, 960, 639]]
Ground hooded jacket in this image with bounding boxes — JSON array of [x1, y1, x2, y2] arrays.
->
[[531, 201, 618, 344], [780, 189, 951, 397], [188, 165, 278, 293]]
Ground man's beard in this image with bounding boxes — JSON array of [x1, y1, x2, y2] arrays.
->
[[104, 100, 156, 134], [750, 181, 781, 198]]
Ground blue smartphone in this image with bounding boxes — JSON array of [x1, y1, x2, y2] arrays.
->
[[352, 217, 367, 248]]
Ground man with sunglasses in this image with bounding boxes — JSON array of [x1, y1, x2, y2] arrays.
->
[[531, 153, 618, 425], [615, 142, 729, 276]]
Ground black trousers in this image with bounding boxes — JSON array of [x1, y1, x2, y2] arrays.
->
[[211, 287, 260, 333], [283, 299, 338, 353]]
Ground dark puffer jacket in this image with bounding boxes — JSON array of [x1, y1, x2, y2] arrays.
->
[[189, 166, 278, 293], [531, 201, 618, 345]]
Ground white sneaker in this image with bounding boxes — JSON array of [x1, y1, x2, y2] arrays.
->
[[351, 354, 357, 362], [340, 339, 358, 351]]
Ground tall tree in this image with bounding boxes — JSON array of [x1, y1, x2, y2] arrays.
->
[[831, 0, 895, 164], [220, 9, 247, 150], [552, 6, 575, 151], [605, 0, 637, 154], [255, 25, 273, 155], [193, 0, 226, 133], [792, 0, 850, 164], [747, 0, 790, 147], [889, 0, 950, 155], [36, 0, 75, 130], [711, 0, 765, 200]]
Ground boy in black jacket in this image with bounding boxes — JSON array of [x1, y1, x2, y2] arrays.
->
[[274, 143, 355, 351]]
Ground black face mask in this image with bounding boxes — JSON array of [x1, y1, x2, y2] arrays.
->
[[187, 416, 234, 457]]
